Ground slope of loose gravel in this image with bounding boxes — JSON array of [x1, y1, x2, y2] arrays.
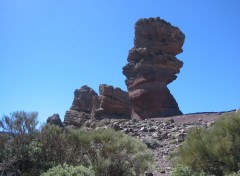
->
[[81, 110, 237, 176], [150, 110, 236, 176]]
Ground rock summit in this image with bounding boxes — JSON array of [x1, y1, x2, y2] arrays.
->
[[123, 17, 185, 119]]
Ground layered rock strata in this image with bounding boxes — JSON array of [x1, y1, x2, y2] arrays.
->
[[123, 17, 185, 119], [95, 84, 132, 119], [64, 85, 98, 127], [64, 85, 131, 127]]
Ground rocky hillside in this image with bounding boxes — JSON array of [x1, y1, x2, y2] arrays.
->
[[47, 110, 237, 175]]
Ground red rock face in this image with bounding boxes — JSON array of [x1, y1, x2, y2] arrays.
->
[[64, 84, 131, 127], [95, 84, 131, 119], [123, 17, 185, 119]]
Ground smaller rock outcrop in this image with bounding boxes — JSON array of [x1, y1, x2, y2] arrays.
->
[[47, 114, 63, 127], [70, 85, 99, 112], [64, 110, 91, 127], [64, 85, 98, 127], [95, 84, 131, 119], [64, 84, 131, 127]]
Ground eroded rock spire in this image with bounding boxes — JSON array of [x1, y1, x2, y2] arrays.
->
[[123, 17, 185, 119]]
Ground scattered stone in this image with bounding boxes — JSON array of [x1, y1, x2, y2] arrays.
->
[[140, 126, 148, 132], [142, 137, 160, 149], [152, 132, 159, 138], [110, 123, 121, 131]]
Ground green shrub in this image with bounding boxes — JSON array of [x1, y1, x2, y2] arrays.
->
[[172, 112, 240, 176], [39, 126, 154, 176], [171, 165, 208, 176], [0, 111, 40, 175], [1, 111, 154, 175], [88, 129, 154, 176], [227, 171, 240, 176], [41, 163, 95, 176], [228, 171, 240, 176]]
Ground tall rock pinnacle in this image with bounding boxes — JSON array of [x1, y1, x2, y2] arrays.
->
[[122, 17, 185, 119]]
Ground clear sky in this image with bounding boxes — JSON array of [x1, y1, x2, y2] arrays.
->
[[0, 0, 239, 123]]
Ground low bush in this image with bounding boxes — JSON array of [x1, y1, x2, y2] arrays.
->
[[228, 171, 240, 176], [0, 111, 155, 175], [88, 129, 154, 176], [172, 112, 240, 176], [40, 126, 154, 176], [41, 164, 95, 176], [171, 165, 208, 176]]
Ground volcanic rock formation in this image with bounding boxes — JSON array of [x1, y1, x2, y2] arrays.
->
[[64, 85, 131, 127], [123, 17, 185, 119], [64, 85, 98, 127], [47, 114, 63, 127], [95, 84, 132, 119]]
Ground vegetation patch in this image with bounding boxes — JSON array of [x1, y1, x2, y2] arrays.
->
[[0, 111, 154, 176], [171, 112, 240, 176]]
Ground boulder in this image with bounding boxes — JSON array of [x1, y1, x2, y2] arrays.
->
[[64, 110, 91, 127], [64, 85, 99, 127], [95, 84, 131, 119], [47, 114, 63, 127], [123, 17, 184, 119], [70, 85, 99, 112]]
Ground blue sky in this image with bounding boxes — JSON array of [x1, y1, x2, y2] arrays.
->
[[0, 0, 239, 123]]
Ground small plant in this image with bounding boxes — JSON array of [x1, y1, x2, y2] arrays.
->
[[172, 112, 240, 176], [171, 165, 208, 176]]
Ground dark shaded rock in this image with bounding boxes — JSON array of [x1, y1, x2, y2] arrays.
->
[[122, 17, 184, 119], [64, 110, 91, 127], [109, 123, 121, 131], [47, 114, 63, 127], [145, 172, 154, 176], [142, 137, 160, 149]]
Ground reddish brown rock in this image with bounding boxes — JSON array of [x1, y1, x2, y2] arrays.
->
[[95, 84, 131, 119], [64, 85, 99, 127], [64, 84, 131, 127], [123, 17, 184, 119], [70, 85, 99, 112]]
